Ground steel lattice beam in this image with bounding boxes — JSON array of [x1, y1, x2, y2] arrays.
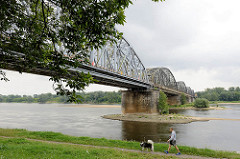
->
[[147, 68, 195, 96], [89, 37, 149, 84]]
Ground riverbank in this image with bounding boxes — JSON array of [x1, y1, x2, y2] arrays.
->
[[60, 104, 121, 108], [103, 114, 196, 124], [219, 102, 240, 104], [0, 128, 239, 159], [169, 106, 226, 110], [210, 101, 240, 104]]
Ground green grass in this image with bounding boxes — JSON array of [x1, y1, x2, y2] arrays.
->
[[0, 138, 174, 159], [0, 128, 239, 159]]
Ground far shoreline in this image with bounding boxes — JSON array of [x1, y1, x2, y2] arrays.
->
[[218, 103, 240, 104], [169, 106, 226, 110], [59, 104, 121, 108]]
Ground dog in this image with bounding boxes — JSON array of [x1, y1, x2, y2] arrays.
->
[[140, 140, 154, 151]]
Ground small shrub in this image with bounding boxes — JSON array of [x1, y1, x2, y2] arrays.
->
[[180, 93, 187, 105], [158, 91, 169, 114], [194, 98, 209, 108]]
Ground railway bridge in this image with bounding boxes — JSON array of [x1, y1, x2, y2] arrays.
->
[[1, 37, 195, 114]]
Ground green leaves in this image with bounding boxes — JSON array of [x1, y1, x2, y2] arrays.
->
[[194, 98, 209, 108], [180, 93, 187, 105], [0, 0, 165, 103], [158, 91, 169, 114]]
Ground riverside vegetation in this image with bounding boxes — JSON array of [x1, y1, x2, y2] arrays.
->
[[193, 98, 209, 108], [158, 91, 169, 114], [0, 91, 121, 104], [197, 87, 240, 102], [1, 86, 240, 104], [0, 128, 239, 159]]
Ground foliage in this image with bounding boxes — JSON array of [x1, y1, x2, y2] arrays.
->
[[0, 0, 166, 102], [0, 91, 121, 104], [81, 91, 121, 104], [158, 91, 169, 114], [0, 128, 239, 159], [197, 87, 240, 101], [169, 102, 193, 108], [194, 98, 209, 108], [180, 93, 187, 105]]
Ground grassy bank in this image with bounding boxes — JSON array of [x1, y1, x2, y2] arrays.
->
[[0, 137, 173, 159], [0, 128, 239, 159]]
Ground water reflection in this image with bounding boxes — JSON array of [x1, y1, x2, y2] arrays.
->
[[122, 121, 175, 142], [170, 109, 211, 116]]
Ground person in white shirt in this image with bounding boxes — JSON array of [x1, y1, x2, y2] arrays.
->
[[164, 128, 181, 155]]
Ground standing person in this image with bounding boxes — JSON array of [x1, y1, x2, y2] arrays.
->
[[164, 128, 181, 155]]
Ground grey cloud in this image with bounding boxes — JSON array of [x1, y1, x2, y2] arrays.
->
[[118, 0, 240, 72], [116, 0, 240, 91]]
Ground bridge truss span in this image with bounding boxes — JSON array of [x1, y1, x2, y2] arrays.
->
[[147, 67, 195, 96], [147, 67, 177, 90], [89, 37, 149, 84], [1, 36, 195, 95]]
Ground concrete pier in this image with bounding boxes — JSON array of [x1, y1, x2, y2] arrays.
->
[[121, 89, 159, 114], [121, 89, 195, 114], [167, 95, 181, 105]]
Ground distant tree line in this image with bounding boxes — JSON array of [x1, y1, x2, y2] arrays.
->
[[196, 87, 240, 101], [0, 91, 121, 104]]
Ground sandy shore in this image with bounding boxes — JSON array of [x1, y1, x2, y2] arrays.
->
[[218, 103, 240, 105], [60, 105, 227, 109], [103, 114, 198, 124], [102, 113, 240, 124], [60, 104, 121, 108], [191, 116, 240, 121], [169, 106, 226, 110]]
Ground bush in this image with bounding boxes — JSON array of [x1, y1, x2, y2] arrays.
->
[[158, 91, 169, 114], [194, 98, 209, 108], [180, 93, 187, 105]]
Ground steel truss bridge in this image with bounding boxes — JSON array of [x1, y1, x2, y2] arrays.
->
[[0, 37, 194, 97]]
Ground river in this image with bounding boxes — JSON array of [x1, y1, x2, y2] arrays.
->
[[0, 103, 239, 153]]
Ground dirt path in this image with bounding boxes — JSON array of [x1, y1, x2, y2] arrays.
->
[[0, 136, 217, 159]]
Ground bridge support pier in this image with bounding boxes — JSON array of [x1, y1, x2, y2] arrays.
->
[[121, 89, 159, 114], [122, 90, 195, 114], [190, 97, 195, 103], [167, 95, 181, 105], [186, 96, 195, 103]]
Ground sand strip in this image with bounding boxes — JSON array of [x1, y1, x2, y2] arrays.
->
[[192, 117, 240, 121], [60, 105, 121, 108], [102, 114, 240, 124]]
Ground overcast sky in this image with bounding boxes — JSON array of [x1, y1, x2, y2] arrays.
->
[[1, 0, 240, 95]]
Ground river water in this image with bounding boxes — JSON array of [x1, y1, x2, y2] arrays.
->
[[0, 103, 239, 153]]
